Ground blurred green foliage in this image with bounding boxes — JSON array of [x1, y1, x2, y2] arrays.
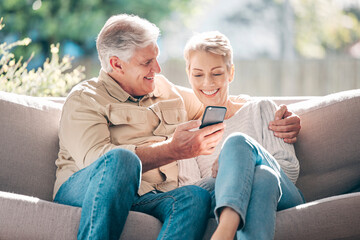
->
[[0, 18, 86, 97], [293, 0, 360, 58], [0, 0, 198, 59]]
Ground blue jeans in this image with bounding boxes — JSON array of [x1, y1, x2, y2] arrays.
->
[[54, 149, 210, 240], [196, 132, 305, 240], [132, 186, 211, 240]]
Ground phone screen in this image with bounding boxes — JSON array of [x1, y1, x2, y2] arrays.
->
[[199, 106, 227, 129]]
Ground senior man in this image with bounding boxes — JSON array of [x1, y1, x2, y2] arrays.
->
[[53, 14, 301, 240]]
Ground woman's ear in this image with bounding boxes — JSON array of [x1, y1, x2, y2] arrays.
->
[[229, 64, 235, 83], [109, 56, 123, 73]]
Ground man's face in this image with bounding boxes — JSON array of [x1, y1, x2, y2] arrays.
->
[[118, 43, 161, 97]]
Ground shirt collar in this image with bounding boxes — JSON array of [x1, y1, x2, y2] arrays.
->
[[99, 69, 162, 102]]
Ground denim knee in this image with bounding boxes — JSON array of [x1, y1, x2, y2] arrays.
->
[[222, 132, 255, 150], [220, 132, 258, 164], [104, 148, 142, 172], [254, 165, 281, 202], [102, 149, 142, 187], [181, 185, 211, 211]]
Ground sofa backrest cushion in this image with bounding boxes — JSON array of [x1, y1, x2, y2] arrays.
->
[[0, 91, 62, 201], [288, 89, 360, 202]]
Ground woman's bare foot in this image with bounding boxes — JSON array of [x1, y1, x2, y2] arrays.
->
[[211, 207, 241, 240]]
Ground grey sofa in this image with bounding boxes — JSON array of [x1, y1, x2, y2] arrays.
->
[[0, 89, 360, 240]]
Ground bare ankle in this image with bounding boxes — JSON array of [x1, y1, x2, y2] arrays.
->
[[211, 207, 240, 240]]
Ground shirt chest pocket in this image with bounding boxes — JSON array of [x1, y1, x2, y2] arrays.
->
[[158, 108, 187, 135], [108, 109, 146, 125], [107, 107, 149, 145]]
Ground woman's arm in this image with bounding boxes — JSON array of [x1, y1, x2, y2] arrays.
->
[[259, 100, 300, 183]]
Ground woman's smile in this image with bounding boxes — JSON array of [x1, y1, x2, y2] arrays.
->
[[201, 89, 220, 97]]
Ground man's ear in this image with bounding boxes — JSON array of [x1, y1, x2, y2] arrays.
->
[[229, 64, 235, 83], [109, 56, 124, 73]]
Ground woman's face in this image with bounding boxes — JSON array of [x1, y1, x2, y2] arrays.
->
[[187, 51, 234, 107]]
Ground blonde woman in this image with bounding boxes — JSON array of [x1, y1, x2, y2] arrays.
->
[[181, 32, 305, 240]]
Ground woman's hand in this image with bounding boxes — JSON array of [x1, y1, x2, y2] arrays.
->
[[211, 158, 219, 178], [269, 104, 301, 144]]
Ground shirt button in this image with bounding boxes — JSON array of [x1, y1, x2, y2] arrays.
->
[[126, 116, 131, 122], [177, 116, 180, 121]]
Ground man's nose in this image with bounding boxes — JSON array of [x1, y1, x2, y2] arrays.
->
[[152, 59, 161, 74]]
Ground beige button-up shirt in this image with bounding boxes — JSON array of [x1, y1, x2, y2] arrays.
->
[[53, 70, 203, 198]]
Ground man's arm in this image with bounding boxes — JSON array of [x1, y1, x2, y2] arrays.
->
[[136, 120, 225, 172], [268, 104, 301, 144], [175, 84, 204, 120]]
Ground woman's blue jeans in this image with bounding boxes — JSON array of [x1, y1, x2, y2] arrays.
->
[[54, 148, 210, 240], [196, 132, 305, 240]]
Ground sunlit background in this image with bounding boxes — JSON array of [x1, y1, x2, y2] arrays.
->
[[1, 0, 360, 96]]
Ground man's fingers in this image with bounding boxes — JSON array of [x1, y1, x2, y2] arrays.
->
[[198, 122, 225, 137], [273, 131, 298, 139], [177, 120, 201, 131], [283, 109, 293, 118], [274, 104, 287, 121], [269, 123, 300, 133], [284, 137, 297, 144], [269, 115, 299, 127]]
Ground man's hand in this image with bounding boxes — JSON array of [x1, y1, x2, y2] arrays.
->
[[168, 120, 225, 160], [269, 104, 301, 144]]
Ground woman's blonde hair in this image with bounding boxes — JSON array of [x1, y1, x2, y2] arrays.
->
[[184, 31, 233, 71]]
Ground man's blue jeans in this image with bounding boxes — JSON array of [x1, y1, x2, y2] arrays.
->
[[196, 132, 305, 240], [54, 148, 210, 240]]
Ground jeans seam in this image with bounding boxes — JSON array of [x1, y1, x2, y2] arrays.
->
[[89, 153, 108, 239], [132, 195, 175, 207], [133, 195, 177, 240], [159, 196, 176, 240]]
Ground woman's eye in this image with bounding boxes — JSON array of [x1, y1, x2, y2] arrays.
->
[[213, 73, 223, 76], [193, 74, 203, 77]]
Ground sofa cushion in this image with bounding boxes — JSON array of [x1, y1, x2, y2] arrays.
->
[[288, 89, 360, 201], [0, 91, 62, 201], [0, 191, 81, 240], [274, 192, 360, 240]]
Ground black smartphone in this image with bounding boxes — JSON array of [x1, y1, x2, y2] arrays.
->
[[199, 106, 227, 129]]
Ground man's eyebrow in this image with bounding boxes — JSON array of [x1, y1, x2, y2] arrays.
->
[[192, 68, 203, 71]]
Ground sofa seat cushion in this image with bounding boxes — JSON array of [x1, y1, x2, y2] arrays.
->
[[275, 192, 360, 240], [0, 191, 81, 240], [0, 191, 164, 240], [288, 89, 360, 201]]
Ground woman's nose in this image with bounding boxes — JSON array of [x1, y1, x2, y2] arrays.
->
[[204, 75, 215, 86]]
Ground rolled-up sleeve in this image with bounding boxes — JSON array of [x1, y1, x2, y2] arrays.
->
[[175, 85, 203, 120], [59, 93, 136, 169]]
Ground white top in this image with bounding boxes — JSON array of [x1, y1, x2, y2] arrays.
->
[[178, 99, 300, 186]]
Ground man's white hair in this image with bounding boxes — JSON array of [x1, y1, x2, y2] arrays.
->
[[96, 14, 160, 73]]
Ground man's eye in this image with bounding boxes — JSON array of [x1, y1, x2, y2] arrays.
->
[[143, 60, 151, 66], [213, 73, 223, 76], [193, 74, 202, 77]]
